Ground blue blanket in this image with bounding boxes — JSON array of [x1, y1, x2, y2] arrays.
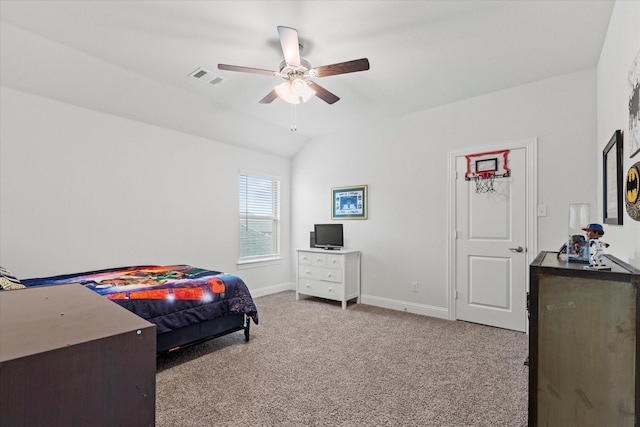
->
[[22, 265, 258, 334]]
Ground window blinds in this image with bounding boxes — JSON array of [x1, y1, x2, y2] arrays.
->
[[239, 173, 281, 260]]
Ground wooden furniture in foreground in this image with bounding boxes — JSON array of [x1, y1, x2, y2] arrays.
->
[[528, 251, 640, 427], [296, 248, 361, 309], [0, 283, 156, 427]]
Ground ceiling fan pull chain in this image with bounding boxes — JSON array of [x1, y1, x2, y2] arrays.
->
[[290, 104, 297, 131]]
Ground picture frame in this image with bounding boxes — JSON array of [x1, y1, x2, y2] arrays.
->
[[332, 185, 367, 220], [603, 130, 623, 225], [629, 48, 639, 158]]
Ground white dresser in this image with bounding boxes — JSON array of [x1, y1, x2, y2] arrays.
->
[[296, 248, 361, 309]]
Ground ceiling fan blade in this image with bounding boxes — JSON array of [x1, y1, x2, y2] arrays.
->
[[314, 58, 370, 77], [307, 82, 340, 104], [259, 89, 279, 104], [277, 26, 301, 67], [218, 64, 278, 76]]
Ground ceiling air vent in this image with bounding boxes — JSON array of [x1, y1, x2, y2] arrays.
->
[[188, 67, 224, 86]]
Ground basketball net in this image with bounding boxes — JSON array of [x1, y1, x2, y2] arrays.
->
[[474, 171, 496, 193]]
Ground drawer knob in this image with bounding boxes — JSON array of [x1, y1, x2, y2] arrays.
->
[[327, 273, 333, 278], [328, 287, 333, 292], [306, 284, 311, 289]]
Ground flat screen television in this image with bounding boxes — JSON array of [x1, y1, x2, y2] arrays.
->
[[314, 224, 344, 250]]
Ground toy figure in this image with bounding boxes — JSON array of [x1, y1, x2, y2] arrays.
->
[[567, 234, 588, 262], [581, 223, 610, 268]]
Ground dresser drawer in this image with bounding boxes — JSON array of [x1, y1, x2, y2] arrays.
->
[[324, 254, 344, 269], [298, 266, 342, 283], [310, 253, 327, 267], [297, 278, 344, 300], [298, 252, 312, 266]]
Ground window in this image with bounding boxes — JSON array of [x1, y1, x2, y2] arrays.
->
[[239, 172, 281, 262]]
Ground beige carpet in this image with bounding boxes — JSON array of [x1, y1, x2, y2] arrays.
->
[[156, 291, 529, 426]]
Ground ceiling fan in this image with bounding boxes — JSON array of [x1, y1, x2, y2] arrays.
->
[[218, 26, 370, 105]]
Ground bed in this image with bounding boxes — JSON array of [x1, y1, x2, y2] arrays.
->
[[2, 264, 258, 354]]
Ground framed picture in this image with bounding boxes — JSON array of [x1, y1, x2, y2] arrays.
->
[[603, 130, 623, 225], [332, 185, 367, 220], [629, 48, 639, 158]]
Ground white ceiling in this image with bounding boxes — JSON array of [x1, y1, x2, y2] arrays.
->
[[0, 1, 614, 158]]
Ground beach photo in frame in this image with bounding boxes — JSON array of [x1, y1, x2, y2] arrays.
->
[[603, 130, 623, 225], [332, 185, 367, 220]]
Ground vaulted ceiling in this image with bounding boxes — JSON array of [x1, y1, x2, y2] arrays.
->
[[0, 1, 614, 158]]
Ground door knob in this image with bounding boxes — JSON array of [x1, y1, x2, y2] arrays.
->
[[509, 246, 524, 253]]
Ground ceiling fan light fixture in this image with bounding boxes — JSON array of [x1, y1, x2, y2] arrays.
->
[[274, 80, 316, 104], [291, 78, 306, 92], [218, 26, 369, 107]]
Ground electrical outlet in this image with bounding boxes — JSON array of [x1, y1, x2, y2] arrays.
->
[[411, 281, 418, 292]]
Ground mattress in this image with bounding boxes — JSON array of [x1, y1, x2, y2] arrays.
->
[[21, 265, 258, 333]]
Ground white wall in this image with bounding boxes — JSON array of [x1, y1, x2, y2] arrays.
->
[[292, 68, 598, 316], [597, 0, 640, 267], [4, 1, 636, 317], [0, 87, 292, 293]]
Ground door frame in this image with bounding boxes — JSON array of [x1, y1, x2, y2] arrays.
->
[[447, 138, 538, 330]]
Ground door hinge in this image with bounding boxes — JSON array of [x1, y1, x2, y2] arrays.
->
[[454, 290, 458, 300]]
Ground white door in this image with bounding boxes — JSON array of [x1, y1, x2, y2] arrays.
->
[[451, 142, 534, 332]]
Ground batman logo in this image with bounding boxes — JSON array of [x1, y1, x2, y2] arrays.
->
[[627, 163, 639, 204], [626, 162, 640, 221]]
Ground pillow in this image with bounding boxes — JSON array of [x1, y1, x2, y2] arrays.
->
[[0, 266, 26, 290]]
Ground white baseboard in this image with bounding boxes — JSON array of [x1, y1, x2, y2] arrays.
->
[[249, 285, 449, 320], [250, 282, 295, 298], [359, 294, 449, 319]]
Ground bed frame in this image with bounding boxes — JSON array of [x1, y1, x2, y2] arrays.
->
[[156, 312, 250, 354]]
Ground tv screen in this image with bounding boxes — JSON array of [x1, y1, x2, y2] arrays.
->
[[314, 224, 344, 249]]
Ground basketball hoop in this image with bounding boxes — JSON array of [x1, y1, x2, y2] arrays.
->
[[473, 171, 496, 193], [464, 149, 510, 194]]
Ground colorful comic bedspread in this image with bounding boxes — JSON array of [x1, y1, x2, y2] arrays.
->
[[22, 265, 258, 333]]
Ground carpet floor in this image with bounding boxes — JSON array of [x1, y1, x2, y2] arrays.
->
[[156, 291, 529, 426]]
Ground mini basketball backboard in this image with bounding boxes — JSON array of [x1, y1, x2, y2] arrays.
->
[[464, 149, 510, 193]]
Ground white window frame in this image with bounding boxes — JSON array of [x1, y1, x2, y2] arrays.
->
[[238, 170, 281, 267]]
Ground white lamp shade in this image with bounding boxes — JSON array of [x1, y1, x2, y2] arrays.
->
[[274, 79, 316, 104]]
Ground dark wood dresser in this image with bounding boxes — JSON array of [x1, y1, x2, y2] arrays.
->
[[529, 251, 640, 426], [0, 283, 156, 426]]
